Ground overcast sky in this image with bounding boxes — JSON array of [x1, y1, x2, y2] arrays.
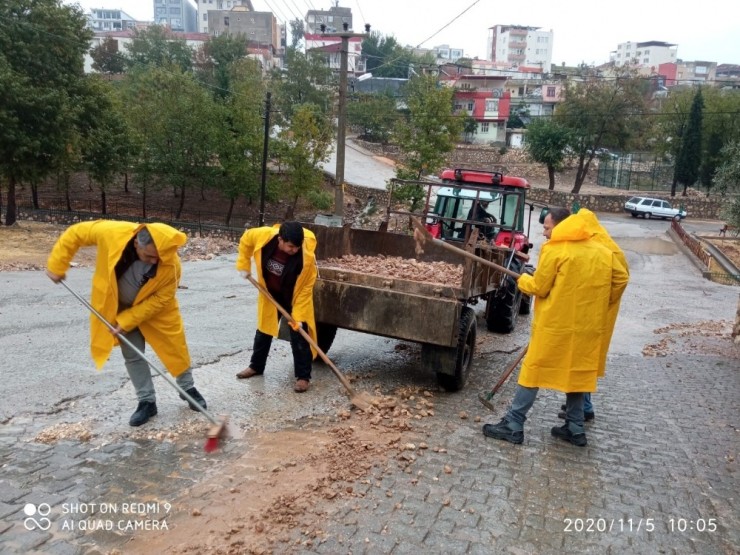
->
[[67, 0, 740, 66]]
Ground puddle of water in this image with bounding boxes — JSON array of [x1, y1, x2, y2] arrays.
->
[[615, 237, 678, 255]]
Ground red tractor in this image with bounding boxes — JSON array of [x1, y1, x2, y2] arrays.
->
[[424, 168, 535, 333]]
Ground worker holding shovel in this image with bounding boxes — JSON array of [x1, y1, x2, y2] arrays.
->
[[482, 207, 629, 447], [235, 221, 318, 393], [46, 221, 207, 427]]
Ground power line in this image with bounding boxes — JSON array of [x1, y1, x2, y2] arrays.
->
[[415, 0, 481, 49]]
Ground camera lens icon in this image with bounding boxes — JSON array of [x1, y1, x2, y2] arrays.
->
[[23, 503, 52, 531]]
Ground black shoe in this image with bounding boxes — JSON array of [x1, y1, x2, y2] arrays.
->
[[551, 424, 587, 447], [129, 401, 157, 427], [179, 387, 207, 411], [558, 409, 595, 421], [482, 419, 524, 444]]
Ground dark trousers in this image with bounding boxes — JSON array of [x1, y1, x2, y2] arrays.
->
[[249, 322, 312, 381]]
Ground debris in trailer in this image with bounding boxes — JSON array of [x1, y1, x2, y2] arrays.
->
[[321, 255, 463, 285]]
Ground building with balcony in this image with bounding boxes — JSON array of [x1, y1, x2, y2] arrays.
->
[[487, 25, 553, 73], [87, 8, 138, 32], [438, 74, 510, 144]]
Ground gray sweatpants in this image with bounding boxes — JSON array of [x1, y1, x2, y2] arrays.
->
[[119, 328, 194, 403]]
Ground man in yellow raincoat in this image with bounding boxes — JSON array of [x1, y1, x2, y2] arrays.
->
[[235, 222, 318, 393], [483, 207, 629, 447], [557, 208, 630, 422], [46, 221, 206, 427]]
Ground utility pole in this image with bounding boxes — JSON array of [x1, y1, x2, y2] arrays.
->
[[258, 91, 271, 227], [321, 22, 370, 219]]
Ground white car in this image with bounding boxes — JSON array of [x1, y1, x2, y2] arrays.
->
[[624, 196, 687, 220]]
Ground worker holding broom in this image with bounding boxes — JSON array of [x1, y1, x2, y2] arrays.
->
[[482, 207, 629, 447], [235, 221, 318, 393], [46, 221, 207, 427]]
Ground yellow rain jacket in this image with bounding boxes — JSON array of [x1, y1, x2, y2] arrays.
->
[[47, 220, 190, 376], [236, 224, 318, 358], [576, 209, 630, 376], [516, 215, 629, 392]]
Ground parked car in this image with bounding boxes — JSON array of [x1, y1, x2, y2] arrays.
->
[[624, 196, 687, 220]]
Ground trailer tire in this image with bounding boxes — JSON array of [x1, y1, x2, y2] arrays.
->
[[436, 306, 476, 392], [486, 265, 523, 333], [316, 323, 338, 354]]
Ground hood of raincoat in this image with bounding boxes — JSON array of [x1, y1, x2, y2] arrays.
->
[[134, 222, 187, 264]]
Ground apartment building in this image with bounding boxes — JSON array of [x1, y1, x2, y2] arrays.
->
[[87, 8, 138, 32], [305, 5, 352, 34], [208, 8, 280, 70], [438, 73, 511, 145], [195, 0, 254, 33], [487, 25, 553, 73], [153, 0, 198, 33], [612, 40, 677, 68]]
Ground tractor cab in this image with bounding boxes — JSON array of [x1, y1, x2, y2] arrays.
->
[[425, 169, 533, 253]]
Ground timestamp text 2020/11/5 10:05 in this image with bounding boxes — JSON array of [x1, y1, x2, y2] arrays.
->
[[563, 518, 718, 533]]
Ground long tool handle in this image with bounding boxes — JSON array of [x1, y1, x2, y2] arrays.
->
[[488, 345, 528, 397], [58, 280, 220, 427], [244, 274, 358, 397], [412, 217, 522, 279]]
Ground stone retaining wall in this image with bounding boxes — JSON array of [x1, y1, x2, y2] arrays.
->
[[526, 188, 725, 220]]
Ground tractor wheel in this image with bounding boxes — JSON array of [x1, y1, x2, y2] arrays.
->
[[486, 261, 523, 333], [519, 294, 532, 315], [316, 323, 338, 354], [435, 306, 476, 392]]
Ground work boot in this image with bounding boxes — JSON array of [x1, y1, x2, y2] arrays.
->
[[558, 409, 595, 422], [179, 387, 207, 411], [294, 379, 310, 393], [551, 424, 587, 447], [482, 419, 523, 444], [129, 401, 157, 427]]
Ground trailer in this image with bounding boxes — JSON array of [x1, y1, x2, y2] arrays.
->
[[306, 169, 537, 391]]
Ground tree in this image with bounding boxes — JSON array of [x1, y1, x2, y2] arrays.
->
[[507, 103, 531, 129], [673, 88, 703, 196], [270, 48, 333, 122], [216, 59, 268, 225], [461, 114, 477, 143], [393, 75, 463, 211], [78, 77, 133, 214], [289, 19, 305, 49], [525, 118, 572, 190], [122, 67, 221, 219], [361, 32, 425, 79], [90, 36, 126, 77], [124, 25, 193, 72], [194, 32, 247, 100], [347, 91, 397, 143], [0, 0, 92, 225], [275, 104, 334, 218], [554, 70, 648, 194], [714, 141, 740, 229]]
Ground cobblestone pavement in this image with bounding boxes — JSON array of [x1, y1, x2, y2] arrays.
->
[[282, 352, 739, 555], [1, 215, 738, 554]]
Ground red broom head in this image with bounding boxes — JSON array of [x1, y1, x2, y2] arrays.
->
[[204, 436, 220, 453]]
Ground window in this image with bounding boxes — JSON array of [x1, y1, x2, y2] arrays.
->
[[203, 13, 207, 20], [546, 86, 556, 97], [481, 122, 489, 132], [485, 99, 498, 112], [224, 16, 229, 26], [467, 102, 474, 111]]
